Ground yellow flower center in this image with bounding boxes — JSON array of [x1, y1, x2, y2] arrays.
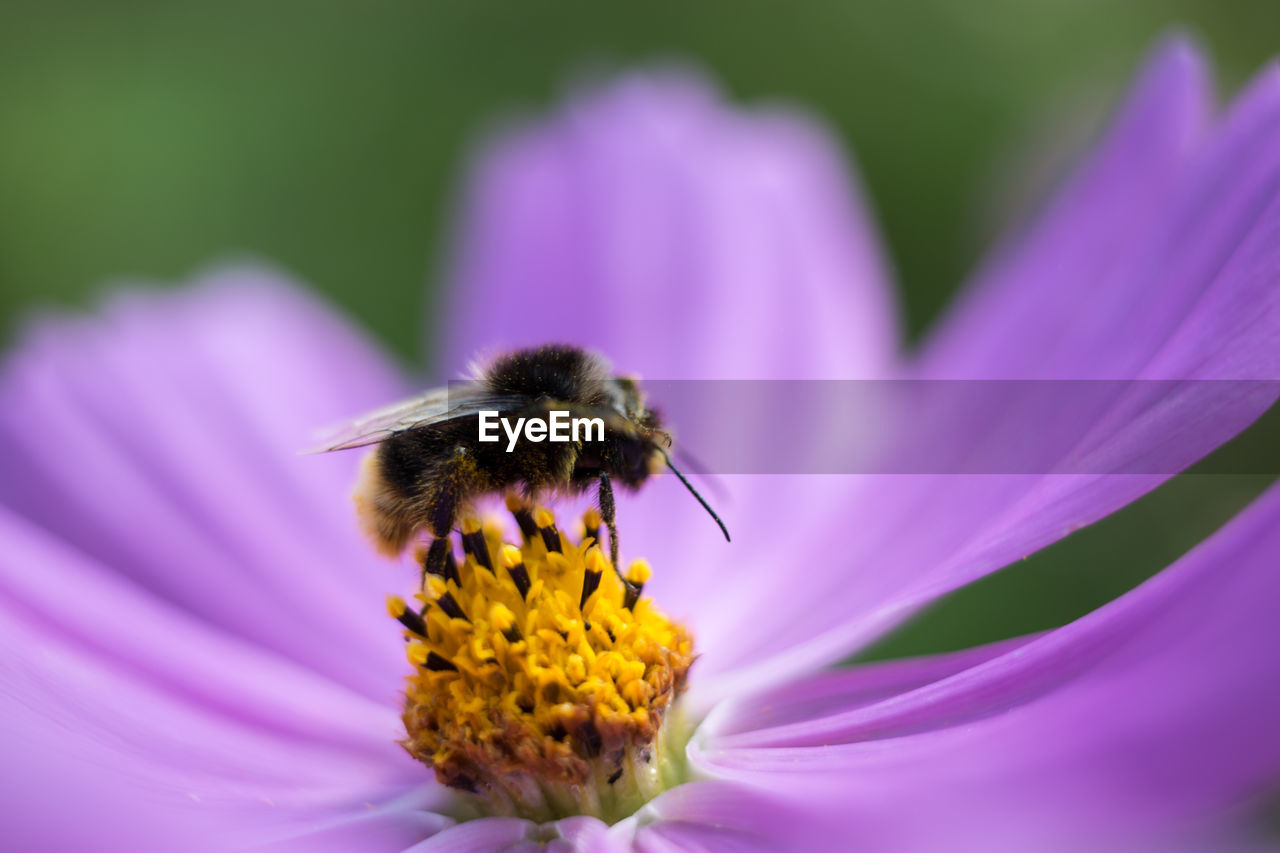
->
[[387, 497, 694, 823]]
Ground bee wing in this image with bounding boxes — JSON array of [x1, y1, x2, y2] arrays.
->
[[308, 384, 530, 452]]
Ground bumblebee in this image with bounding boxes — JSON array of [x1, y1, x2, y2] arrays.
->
[[315, 344, 727, 578]]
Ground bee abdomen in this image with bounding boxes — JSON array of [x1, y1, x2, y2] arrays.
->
[[353, 450, 421, 556]]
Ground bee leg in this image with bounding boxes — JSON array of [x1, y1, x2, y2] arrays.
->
[[597, 471, 620, 574], [421, 485, 461, 589]]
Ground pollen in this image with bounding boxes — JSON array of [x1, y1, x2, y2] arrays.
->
[[392, 499, 694, 823]]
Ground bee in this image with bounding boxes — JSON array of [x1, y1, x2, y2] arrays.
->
[[314, 344, 728, 578]]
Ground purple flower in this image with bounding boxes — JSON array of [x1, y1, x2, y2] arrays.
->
[[3, 36, 1280, 852]]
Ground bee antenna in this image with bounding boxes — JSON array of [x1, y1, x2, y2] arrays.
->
[[657, 447, 730, 543]]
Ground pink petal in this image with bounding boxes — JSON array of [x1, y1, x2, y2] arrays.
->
[[685, 40, 1280, 705], [921, 36, 1212, 380], [612, 781, 829, 853], [405, 817, 539, 852], [439, 70, 899, 381], [0, 269, 446, 848], [0, 266, 413, 698], [693, 480, 1280, 850]]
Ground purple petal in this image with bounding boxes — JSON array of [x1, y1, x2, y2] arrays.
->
[[920, 36, 1212, 379], [613, 781, 839, 853], [405, 817, 538, 852], [0, 506, 404, 760], [0, 266, 413, 698], [684, 40, 1280, 705], [0, 268, 449, 848], [693, 480, 1280, 850], [258, 786, 454, 852], [439, 70, 898, 381], [550, 817, 623, 853], [0, 687, 226, 852], [0, 516, 446, 847]]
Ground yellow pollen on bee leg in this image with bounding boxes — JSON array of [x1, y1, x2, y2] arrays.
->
[[391, 505, 693, 824]]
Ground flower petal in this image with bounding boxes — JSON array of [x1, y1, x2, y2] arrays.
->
[[686, 40, 1280, 705], [611, 781, 830, 853], [439, 70, 898, 381], [0, 268, 447, 848], [0, 504, 432, 850], [405, 817, 538, 852], [693, 479, 1280, 850], [0, 266, 412, 698], [920, 35, 1212, 380]]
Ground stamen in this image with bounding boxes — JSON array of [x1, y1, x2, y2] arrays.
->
[[534, 507, 562, 553], [490, 603, 522, 643], [506, 493, 540, 542], [583, 506, 602, 546], [580, 548, 604, 609], [392, 505, 693, 824], [443, 548, 460, 586], [460, 516, 492, 571], [424, 651, 457, 672], [386, 594, 427, 636], [624, 560, 651, 611], [500, 544, 532, 600], [427, 576, 468, 622]]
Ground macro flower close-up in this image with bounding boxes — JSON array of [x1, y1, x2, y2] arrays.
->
[[4, 7, 1280, 853]]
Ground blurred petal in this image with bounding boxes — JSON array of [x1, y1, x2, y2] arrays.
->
[[694, 479, 1280, 851], [440, 69, 898, 380], [0, 266, 412, 698], [0, 687, 223, 852], [258, 786, 453, 852], [0, 503, 431, 849], [405, 817, 537, 852], [920, 35, 1212, 379], [686, 40, 1280, 704], [612, 781, 823, 853], [0, 267, 449, 847]]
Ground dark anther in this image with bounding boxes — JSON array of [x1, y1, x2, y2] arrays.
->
[[505, 559, 532, 600], [574, 719, 603, 758], [512, 506, 539, 542], [585, 518, 601, 546], [502, 623, 522, 643], [462, 528, 492, 571], [435, 592, 467, 621], [623, 580, 642, 610], [580, 567, 602, 610], [539, 520, 562, 553], [446, 774, 478, 793], [442, 548, 460, 586], [394, 608, 427, 636], [424, 651, 457, 672], [607, 767, 623, 785]]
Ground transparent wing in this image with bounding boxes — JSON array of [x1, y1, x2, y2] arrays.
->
[[307, 384, 531, 452]]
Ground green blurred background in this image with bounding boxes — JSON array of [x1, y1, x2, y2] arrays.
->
[[2, 0, 1278, 660]]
